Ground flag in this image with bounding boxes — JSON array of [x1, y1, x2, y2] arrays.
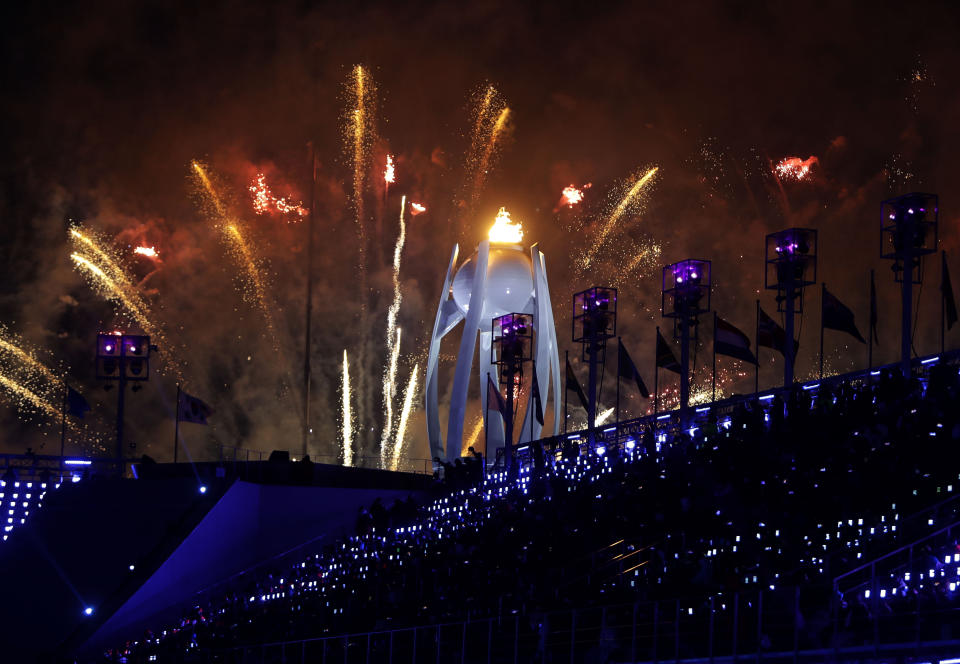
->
[[943, 252, 958, 331], [714, 316, 757, 364], [870, 271, 879, 345], [178, 390, 213, 425], [822, 286, 866, 343], [531, 369, 544, 426], [66, 386, 91, 419], [486, 374, 507, 419], [565, 358, 589, 411], [618, 341, 650, 398], [656, 329, 681, 374], [757, 307, 799, 357]]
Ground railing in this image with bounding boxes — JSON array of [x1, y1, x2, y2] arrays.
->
[[510, 349, 960, 467], [190, 588, 960, 664], [217, 446, 435, 477]]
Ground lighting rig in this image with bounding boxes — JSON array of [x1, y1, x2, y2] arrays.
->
[[662, 260, 710, 424], [572, 287, 617, 440], [96, 333, 153, 476], [765, 228, 817, 387], [881, 192, 938, 376], [492, 312, 533, 468]]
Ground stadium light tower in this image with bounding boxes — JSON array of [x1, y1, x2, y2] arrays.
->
[[96, 333, 152, 477], [662, 260, 710, 425], [492, 313, 533, 468], [765, 228, 817, 387], [572, 287, 617, 438], [881, 193, 938, 376]]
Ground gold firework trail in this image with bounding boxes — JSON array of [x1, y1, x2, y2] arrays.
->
[[190, 162, 279, 348], [462, 414, 484, 457], [472, 106, 511, 199], [582, 166, 659, 268], [341, 349, 353, 467], [390, 364, 419, 471], [0, 333, 60, 387], [71, 253, 156, 335], [380, 196, 407, 464], [462, 84, 510, 208], [0, 373, 61, 420]]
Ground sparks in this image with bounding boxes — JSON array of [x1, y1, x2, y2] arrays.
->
[[775, 156, 819, 181], [409, 202, 426, 216], [384, 155, 396, 185], [341, 350, 353, 467], [462, 415, 485, 457], [134, 246, 158, 258], [559, 183, 591, 208], [582, 166, 659, 269], [380, 196, 407, 464], [595, 407, 615, 426], [488, 207, 524, 244], [464, 85, 511, 206], [390, 364, 419, 471], [70, 252, 156, 337], [248, 173, 308, 220]]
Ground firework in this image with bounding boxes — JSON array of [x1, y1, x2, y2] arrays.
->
[[390, 364, 419, 471], [134, 246, 158, 258], [473, 107, 511, 194], [462, 414, 485, 457], [380, 196, 407, 464], [556, 183, 592, 210], [0, 327, 67, 425], [341, 349, 353, 467], [488, 207, 524, 244], [342, 65, 379, 449], [248, 173, 308, 220], [224, 223, 279, 347], [595, 406, 615, 426], [463, 84, 511, 205], [581, 166, 659, 269], [0, 328, 61, 387], [410, 202, 426, 216], [191, 162, 279, 346], [0, 373, 61, 420], [384, 155, 396, 185], [774, 156, 818, 181], [70, 253, 156, 336]]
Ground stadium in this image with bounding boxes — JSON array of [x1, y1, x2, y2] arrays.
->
[[2, 3, 960, 663]]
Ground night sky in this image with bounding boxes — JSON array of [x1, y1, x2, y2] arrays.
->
[[1, 0, 958, 462]]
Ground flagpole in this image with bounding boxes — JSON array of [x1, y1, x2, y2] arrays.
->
[[712, 312, 717, 402], [530, 360, 535, 444], [484, 372, 490, 460], [819, 284, 825, 381], [174, 383, 181, 464], [942, 252, 946, 355], [60, 382, 67, 477], [754, 300, 760, 396], [869, 270, 875, 372], [615, 337, 622, 429], [563, 351, 568, 435], [654, 327, 660, 416]]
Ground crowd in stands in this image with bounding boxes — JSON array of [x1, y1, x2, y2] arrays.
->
[[101, 361, 960, 662]]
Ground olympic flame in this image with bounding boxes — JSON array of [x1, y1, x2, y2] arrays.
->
[[488, 207, 524, 244]]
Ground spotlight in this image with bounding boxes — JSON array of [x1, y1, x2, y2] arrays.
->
[[199, 485, 207, 494], [84, 607, 94, 616]]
